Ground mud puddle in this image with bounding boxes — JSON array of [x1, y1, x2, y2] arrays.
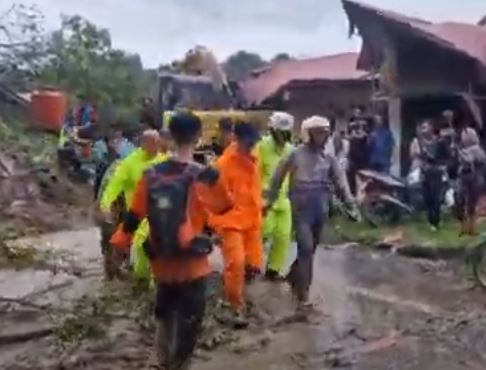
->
[[1, 230, 486, 370]]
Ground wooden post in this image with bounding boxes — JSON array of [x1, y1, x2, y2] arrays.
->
[[389, 97, 402, 176]]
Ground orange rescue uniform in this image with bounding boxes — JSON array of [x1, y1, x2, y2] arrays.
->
[[111, 163, 232, 283], [210, 143, 264, 310]]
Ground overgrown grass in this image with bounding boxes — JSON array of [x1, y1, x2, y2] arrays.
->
[[329, 214, 486, 249]]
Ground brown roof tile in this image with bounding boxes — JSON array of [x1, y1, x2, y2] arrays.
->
[[241, 52, 369, 104], [343, 0, 486, 67]]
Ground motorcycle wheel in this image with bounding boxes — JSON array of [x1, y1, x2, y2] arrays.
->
[[361, 200, 402, 227]]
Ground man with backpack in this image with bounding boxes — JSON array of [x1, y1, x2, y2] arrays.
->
[[111, 112, 233, 370]]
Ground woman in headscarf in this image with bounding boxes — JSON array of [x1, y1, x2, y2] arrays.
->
[[457, 127, 486, 235]]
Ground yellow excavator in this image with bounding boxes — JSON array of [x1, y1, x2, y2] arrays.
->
[[154, 46, 272, 148]]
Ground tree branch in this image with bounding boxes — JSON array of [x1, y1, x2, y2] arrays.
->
[[0, 24, 14, 43], [0, 42, 30, 48], [0, 4, 15, 22], [0, 327, 54, 345]]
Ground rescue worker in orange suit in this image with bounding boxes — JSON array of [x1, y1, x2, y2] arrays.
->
[[210, 122, 264, 325], [111, 112, 232, 370], [212, 117, 234, 156]]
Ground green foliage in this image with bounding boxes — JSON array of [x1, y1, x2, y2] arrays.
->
[[223, 50, 266, 81], [39, 15, 147, 115], [222, 51, 294, 81], [331, 214, 485, 249], [271, 53, 293, 63], [55, 311, 107, 347]]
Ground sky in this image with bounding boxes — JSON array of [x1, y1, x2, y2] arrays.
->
[[4, 0, 486, 68]]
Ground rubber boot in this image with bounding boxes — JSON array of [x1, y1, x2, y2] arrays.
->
[[231, 309, 249, 329], [245, 266, 261, 284], [265, 269, 284, 282], [155, 319, 168, 368]]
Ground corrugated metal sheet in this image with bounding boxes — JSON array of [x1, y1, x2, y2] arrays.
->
[[241, 52, 370, 105], [343, 0, 486, 68]]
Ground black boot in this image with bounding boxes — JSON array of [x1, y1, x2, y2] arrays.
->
[[245, 266, 261, 283], [265, 269, 284, 282]]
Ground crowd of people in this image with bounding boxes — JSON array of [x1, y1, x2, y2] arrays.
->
[[65, 105, 484, 370], [323, 110, 395, 195], [93, 111, 358, 369], [323, 108, 486, 234], [408, 111, 486, 233]]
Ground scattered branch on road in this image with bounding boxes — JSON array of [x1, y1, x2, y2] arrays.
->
[[0, 326, 54, 345], [0, 296, 51, 311], [22, 280, 75, 301]]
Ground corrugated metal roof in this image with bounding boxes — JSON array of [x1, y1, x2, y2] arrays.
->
[[343, 0, 486, 68], [241, 52, 370, 105]]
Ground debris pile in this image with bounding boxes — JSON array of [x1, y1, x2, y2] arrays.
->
[[0, 146, 89, 237]]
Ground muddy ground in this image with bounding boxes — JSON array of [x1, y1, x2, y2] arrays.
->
[[0, 228, 485, 370]]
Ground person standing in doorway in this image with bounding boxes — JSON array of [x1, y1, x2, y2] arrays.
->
[[347, 118, 369, 194], [368, 115, 395, 173]]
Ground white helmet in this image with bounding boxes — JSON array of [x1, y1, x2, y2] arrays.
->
[[301, 115, 331, 143], [269, 112, 295, 131]]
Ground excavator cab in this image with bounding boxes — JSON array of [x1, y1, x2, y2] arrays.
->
[[155, 73, 234, 127], [152, 47, 272, 157]]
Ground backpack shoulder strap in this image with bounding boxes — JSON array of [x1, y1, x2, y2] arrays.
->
[[181, 161, 203, 180]]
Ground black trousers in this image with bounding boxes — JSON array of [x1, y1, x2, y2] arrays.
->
[[347, 163, 365, 195], [154, 277, 207, 369], [457, 174, 481, 220], [422, 168, 443, 227]]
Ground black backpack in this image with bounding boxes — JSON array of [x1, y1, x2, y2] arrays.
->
[[145, 160, 218, 259]]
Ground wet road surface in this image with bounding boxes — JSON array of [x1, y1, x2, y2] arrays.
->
[[1, 228, 485, 369]]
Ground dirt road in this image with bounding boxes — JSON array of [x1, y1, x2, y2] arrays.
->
[[1, 228, 485, 370]]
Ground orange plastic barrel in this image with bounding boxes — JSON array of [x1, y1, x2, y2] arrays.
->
[[30, 89, 67, 132]]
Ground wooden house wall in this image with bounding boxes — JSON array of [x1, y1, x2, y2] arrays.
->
[[279, 81, 373, 129]]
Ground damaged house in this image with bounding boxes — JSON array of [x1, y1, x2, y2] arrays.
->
[[240, 52, 375, 131], [343, 0, 486, 175]]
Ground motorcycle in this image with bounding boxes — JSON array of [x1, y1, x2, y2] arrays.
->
[[356, 170, 413, 227], [57, 129, 97, 185]]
